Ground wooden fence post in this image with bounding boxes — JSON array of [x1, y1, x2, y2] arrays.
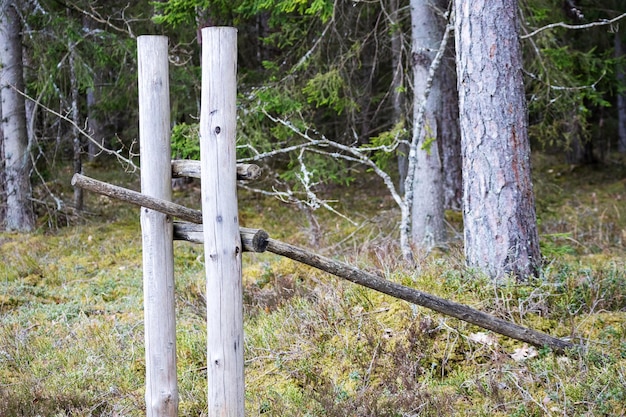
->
[[200, 27, 244, 416], [137, 35, 178, 417]]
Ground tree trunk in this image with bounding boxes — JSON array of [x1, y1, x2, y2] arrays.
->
[[0, 104, 5, 224], [455, 0, 541, 282], [409, 0, 446, 251], [0, 0, 34, 232], [69, 41, 83, 211], [440, 40, 462, 211], [390, 0, 408, 194], [615, 30, 626, 153], [564, 110, 595, 165], [86, 84, 106, 161], [84, 15, 106, 161]]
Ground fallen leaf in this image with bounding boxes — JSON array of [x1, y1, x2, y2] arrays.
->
[[511, 345, 538, 361], [468, 332, 497, 346]]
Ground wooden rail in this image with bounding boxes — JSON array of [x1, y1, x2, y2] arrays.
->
[[172, 159, 261, 181], [72, 172, 573, 353], [71, 173, 267, 253]]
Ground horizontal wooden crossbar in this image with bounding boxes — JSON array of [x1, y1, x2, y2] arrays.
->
[[172, 160, 262, 181]]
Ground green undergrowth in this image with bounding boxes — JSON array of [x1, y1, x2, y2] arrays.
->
[[1, 154, 626, 416]]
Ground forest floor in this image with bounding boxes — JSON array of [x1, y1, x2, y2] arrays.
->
[[1, 153, 626, 416]]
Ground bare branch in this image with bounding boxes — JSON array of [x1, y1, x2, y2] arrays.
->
[[263, 111, 404, 209], [521, 12, 626, 39], [13, 86, 139, 171], [523, 68, 606, 91], [237, 137, 326, 162], [292, 20, 333, 72], [67, 1, 139, 38]]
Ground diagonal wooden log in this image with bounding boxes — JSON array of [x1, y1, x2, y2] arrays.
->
[[264, 238, 573, 353], [72, 172, 574, 353], [71, 173, 267, 252], [72, 173, 203, 222]]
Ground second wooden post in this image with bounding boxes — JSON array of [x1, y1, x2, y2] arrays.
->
[[199, 27, 244, 416]]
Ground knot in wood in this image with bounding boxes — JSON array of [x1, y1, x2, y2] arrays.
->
[[412, 49, 432, 67]]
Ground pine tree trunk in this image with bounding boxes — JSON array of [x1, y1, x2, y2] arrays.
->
[[455, 0, 541, 281], [409, 0, 446, 250], [0, 0, 34, 232]]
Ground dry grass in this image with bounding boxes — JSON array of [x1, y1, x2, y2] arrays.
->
[[1, 154, 626, 416]]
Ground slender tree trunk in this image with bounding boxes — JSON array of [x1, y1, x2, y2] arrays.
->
[[84, 15, 106, 161], [440, 39, 462, 211], [86, 84, 106, 161], [409, 0, 446, 251], [455, 0, 541, 282], [390, 0, 408, 194], [0, 0, 34, 232], [69, 41, 83, 210], [615, 31, 626, 153], [564, 110, 595, 164], [0, 104, 5, 224]]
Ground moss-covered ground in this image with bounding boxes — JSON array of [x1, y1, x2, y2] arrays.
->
[[1, 154, 626, 416]]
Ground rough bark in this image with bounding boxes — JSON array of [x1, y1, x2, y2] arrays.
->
[[455, 0, 541, 281], [0, 0, 34, 232], [409, 0, 446, 250]]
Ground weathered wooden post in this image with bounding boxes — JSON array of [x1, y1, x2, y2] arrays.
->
[[137, 35, 178, 416], [200, 27, 244, 416]]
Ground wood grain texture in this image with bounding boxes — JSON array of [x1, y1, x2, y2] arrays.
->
[[172, 160, 262, 181], [199, 27, 245, 417], [137, 35, 178, 416]]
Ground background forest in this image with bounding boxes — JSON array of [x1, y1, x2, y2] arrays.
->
[[1, 0, 626, 416]]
